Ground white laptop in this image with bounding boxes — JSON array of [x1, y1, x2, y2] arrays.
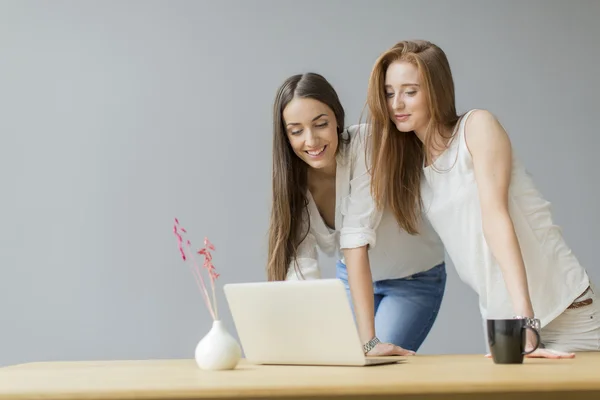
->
[[223, 279, 402, 366]]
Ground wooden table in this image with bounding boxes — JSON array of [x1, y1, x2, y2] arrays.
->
[[1, 353, 599, 400]]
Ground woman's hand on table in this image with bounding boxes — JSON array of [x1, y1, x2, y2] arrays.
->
[[367, 342, 415, 356]]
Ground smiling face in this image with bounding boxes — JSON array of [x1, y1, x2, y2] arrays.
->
[[384, 60, 430, 138], [282, 97, 339, 171]]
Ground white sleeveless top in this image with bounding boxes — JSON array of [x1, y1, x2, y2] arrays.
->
[[421, 109, 590, 327]]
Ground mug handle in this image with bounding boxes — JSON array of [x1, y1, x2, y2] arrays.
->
[[522, 326, 540, 355]]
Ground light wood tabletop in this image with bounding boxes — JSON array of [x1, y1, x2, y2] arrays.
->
[[1, 353, 599, 400]]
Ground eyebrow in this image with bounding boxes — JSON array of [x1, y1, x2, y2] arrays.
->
[[385, 83, 420, 88], [286, 113, 328, 127]]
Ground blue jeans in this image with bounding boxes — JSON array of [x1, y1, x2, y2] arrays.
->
[[336, 260, 446, 352]]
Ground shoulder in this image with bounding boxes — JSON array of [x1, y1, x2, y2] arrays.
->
[[463, 109, 511, 154], [344, 123, 370, 156], [345, 123, 370, 139], [464, 109, 501, 131]]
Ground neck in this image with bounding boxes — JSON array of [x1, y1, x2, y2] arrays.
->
[[413, 128, 427, 144], [308, 160, 336, 185], [416, 124, 455, 158]]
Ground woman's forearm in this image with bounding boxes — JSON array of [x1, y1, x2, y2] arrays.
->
[[343, 246, 376, 344], [483, 210, 534, 317]]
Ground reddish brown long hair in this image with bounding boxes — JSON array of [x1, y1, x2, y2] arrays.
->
[[366, 40, 460, 234]]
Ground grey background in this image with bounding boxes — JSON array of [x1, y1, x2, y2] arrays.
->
[[1, 0, 598, 367]]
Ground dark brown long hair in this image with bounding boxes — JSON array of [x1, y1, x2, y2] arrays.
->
[[267, 73, 346, 281], [367, 40, 460, 234]]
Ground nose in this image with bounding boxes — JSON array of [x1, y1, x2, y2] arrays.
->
[[392, 94, 404, 110], [305, 129, 318, 147]]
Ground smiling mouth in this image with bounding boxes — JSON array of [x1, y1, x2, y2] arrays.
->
[[305, 145, 327, 157]]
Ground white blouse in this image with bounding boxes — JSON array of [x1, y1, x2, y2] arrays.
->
[[286, 124, 445, 282]]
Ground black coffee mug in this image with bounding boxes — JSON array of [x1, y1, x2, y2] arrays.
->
[[486, 319, 540, 364]]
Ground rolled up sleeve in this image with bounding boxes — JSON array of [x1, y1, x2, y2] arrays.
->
[[340, 126, 383, 250]]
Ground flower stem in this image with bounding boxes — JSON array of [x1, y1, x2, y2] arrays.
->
[[186, 242, 215, 320], [211, 277, 219, 320]]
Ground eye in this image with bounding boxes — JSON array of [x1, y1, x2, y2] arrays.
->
[[405, 91, 417, 96], [385, 92, 394, 98], [315, 122, 329, 128], [290, 129, 303, 135]]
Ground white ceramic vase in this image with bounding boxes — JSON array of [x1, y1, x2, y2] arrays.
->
[[194, 320, 242, 370]]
